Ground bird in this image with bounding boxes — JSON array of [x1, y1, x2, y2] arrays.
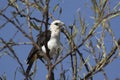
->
[[26, 20, 64, 75]]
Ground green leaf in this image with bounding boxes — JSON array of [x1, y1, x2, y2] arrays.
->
[[113, 2, 120, 11], [8, 0, 19, 9], [91, 0, 100, 15], [30, 21, 40, 31], [78, 11, 87, 36], [37, 5, 44, 12], [53, 4, 59, 12], [72, 24, 78, 38], [1, 72, 7, 80], [85, 55, 92, 69], [33, 0, 44, 12], [59, 7, 62, 15]]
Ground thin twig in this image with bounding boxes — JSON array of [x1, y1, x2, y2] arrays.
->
[[0, 38, 27, 79]]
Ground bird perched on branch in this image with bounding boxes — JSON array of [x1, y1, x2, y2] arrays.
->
[[26, 20, 64, 75]]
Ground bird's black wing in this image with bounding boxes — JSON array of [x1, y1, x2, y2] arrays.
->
[[26, 30, 51, 75]]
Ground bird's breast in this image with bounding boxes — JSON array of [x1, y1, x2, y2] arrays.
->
[[48, 39, 58, 49], [41, 38, 60, 54]]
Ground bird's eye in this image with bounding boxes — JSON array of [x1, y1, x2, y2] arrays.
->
[[55, 23, 59, 26]]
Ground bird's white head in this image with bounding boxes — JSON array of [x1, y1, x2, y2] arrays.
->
[[50, 20, 64, 32]]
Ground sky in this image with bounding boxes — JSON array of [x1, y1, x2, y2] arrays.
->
[[0, 0, 120, 80]]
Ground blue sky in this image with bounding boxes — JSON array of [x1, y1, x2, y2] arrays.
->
[[0, 0, 120, 80]]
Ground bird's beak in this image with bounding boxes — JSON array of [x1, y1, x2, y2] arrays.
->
[[58, 22, 65, 30], [59, 22, 65, 27], [61, 24, 66, 32]]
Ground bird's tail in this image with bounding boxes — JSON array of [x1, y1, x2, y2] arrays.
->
[[26, 53, 37, 75]]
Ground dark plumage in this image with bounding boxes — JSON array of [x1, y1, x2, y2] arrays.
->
[[26, 30, 51, 74]]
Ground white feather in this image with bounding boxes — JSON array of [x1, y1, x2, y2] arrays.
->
[[41, 20, 64, 58]]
